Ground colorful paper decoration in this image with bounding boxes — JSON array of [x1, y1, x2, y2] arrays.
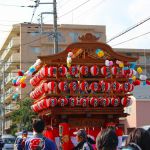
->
[[137, 67, 143, 74], [133, 79, 141, 86]]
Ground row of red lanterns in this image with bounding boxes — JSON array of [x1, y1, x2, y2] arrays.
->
[[30, 81, 134, 100], [31, 96, 132, 112], [30, 65, 133, 87]]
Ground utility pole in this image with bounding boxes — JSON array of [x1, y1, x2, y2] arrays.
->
[[38, 0, 58, 54], [2, 61, 5, 134], [53, 0, 58, 53]]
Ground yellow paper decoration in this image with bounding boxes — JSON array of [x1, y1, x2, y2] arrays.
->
[[98, 51, 104, 57], [132, 76, 136, 81], [137, 67, 143, 74], [119, 63, 124, 68]]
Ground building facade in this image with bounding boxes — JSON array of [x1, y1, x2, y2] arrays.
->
[[0, 23, 106, 133]]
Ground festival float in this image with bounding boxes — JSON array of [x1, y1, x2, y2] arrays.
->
[[12, 33, 150, 149]]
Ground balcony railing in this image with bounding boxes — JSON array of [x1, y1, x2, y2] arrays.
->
[[1, 37, 20, 60]]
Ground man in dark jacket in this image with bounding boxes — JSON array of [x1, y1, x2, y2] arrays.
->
[[0, 135, 4, 150], [73, 129, 93, 150], [15, 130, 28, 150], [25, 119, 56, 150]]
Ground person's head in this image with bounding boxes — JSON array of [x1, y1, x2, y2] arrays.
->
[[32, 119, 45, 134], [22, 130, 28, 138], [96, 128, 118, 150], [125, 128, 150, 150], [74, 129, 87, 143]]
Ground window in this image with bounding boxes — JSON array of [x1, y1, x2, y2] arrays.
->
[[31, 47, 41, 54]]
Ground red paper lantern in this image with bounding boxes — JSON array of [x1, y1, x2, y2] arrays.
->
[[41, 83, 48, 93], [121, 97, 132, 107], [80, 66, 89, 76], [99, 81, 110, 92], [90, 65, 99, 76], [128, 84, 134, 92], [133, 80, 141, 86], [49, 97, 57, 107], [99, 98, 110, 107], [40, 66, 49, 77], [69, 66, 78, 76], [111, 97, 120, 107], [69, 97, 78, 107], [20, 83, 26, 88], [146, 80, 150, 85], [80, 97, 89, 107], [122, 82, 132, 92], [122, 68, 133, 77], [58, 66, 67, 76], [48, 66, 57, 77], [69, 82, 78, 91], [58, 97, 68, 107], [111, 82, 120, 92], [36, 101, 44, 111], [111, 66, 120, 76], [90, 82, 99, 92], [101, 66, 111, 77], [18, 70, 24, 76], [80, 81, 88, 91], [31, 104, 39, 112], [90, 97, 99, 107], [47, 81, 57, 92], [30, 74, 42, 86], [58, 81, 68, 92]]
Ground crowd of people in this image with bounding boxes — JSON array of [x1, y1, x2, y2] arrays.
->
[[4, 118, 149, 150]]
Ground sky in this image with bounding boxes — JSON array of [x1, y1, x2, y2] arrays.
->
[[0, 0, 150, 49]]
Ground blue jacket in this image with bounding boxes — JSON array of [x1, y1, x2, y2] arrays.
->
[[25, 134, 57, 150], [16, 137, 26, 150]]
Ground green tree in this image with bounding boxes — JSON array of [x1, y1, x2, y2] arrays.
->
[[10, 98, 37, 135]]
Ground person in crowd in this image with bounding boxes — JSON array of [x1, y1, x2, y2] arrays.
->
[[96, 128, 118, 150], [73, 129, 94, 150], [115, 125, 123, 149], [25, 118, 57, 150], [0, 135, 4, 150], [122, 128, 150, 150], [15, 130, 28, 150]]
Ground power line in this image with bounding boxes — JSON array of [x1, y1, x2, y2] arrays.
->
[[30, 0, 40, 23], [0, 3, 35, 8], [107, 16, 150, 43], [58, 0, 73, 9], [58, 0, 91, 19], [112, 31, 150, 47], [75, 0, 106, 22]]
